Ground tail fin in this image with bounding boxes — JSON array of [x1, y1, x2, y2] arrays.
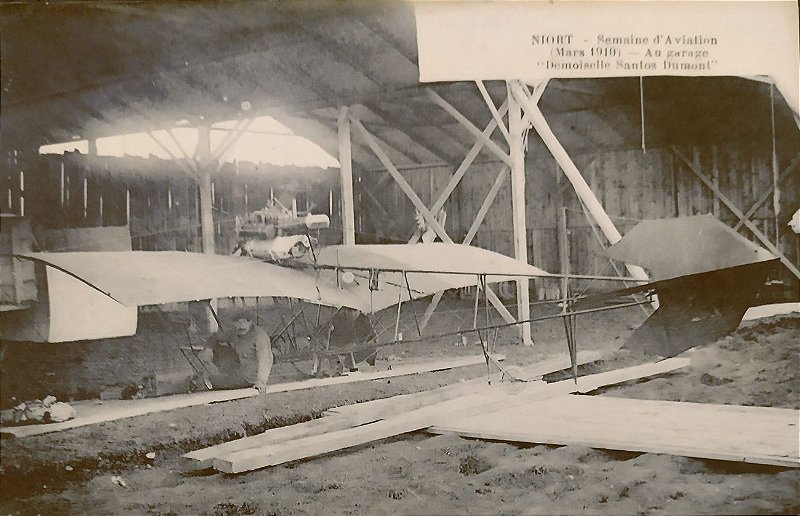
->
[[586, 215, 779, 357]]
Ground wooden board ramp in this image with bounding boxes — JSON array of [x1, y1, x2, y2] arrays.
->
[[430, 395, 800, 468], [184, 350, 605, 468], [1, 354, 501, 438], [204, 357, 691, 473], [324, 350, 606, 418], [0, 388, 259, 438]]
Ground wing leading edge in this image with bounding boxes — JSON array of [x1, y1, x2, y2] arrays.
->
[[20, 244, 551, 314]]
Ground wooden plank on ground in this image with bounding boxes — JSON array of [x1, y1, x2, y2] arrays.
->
[[184, 413, 381, 469], [212, 357, 689, 473], [1, 354, 501, 438], [185, 351, 604, 468], [213, 389, 513, 473], [429, 394, 800, 468], [0, 388, 259, 438], [325, 349, 605, 418]]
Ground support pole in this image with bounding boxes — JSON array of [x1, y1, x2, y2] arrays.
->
[[197, 126, 215, 255], [197, 125, 218, 333], [510, 80, 649, 283], [507, 84, 533, 346], [338, 106, 356, 245]]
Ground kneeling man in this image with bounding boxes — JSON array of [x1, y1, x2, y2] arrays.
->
[[194, 310, 273, 393]]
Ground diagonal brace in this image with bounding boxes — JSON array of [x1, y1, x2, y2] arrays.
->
[[419, 166, 510, 331], [733, 153, 800, 231], [352, 115, 516, 325], [426, 88, 513, 167], [409, 101, 510, 244], [670, 146, 800, 279]]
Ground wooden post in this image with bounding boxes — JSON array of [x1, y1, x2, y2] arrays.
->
[[338, 106, 356, 245], [510, 81, 649, 283], [197, 126, 215, 255], [508, 84, 533, 346], [197, 125, 218, 332]]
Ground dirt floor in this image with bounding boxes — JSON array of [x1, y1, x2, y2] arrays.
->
[[1, 306, 798, 515]]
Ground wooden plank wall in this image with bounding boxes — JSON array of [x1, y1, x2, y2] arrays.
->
[[1, 153, 341, 254], [2, 141, 797, 297], [359, 142, 799, 296]]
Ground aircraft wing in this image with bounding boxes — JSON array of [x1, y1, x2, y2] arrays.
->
[[307, 243, 553, 277], [19, 251, 372, 312], [20, 244, 550, 314], [577, 215, 781, 358], [298, 243, 553, 313]]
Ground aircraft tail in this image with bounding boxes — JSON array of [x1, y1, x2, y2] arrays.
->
[[580, 215, 781, 357]]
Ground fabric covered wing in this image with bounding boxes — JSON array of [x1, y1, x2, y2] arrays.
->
[[19, 252, 372, 311], [345, 270, 515, 313], [308, 243, 552, 277], [21, 245, 550, 315]]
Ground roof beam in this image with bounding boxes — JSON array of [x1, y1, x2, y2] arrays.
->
[[362, 103, 454, 165]]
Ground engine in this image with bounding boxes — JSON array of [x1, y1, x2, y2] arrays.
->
[[233, 201, 330, 262]]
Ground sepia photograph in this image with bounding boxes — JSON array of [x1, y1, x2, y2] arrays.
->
[[1, 1, 798, 514]]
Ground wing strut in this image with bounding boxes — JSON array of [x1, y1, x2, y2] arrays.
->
[[479, 274, 492, 382], [306, 229, 322, 302], [207, 300, 223, 329], [560, 283, 579, 383], [403, 272, 422, 337], [393, 280, 403, 342]]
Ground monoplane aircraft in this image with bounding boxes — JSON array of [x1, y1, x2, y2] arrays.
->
[[3, 213, 780, 384]]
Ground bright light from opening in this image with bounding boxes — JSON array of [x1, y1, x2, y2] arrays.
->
[[96, 129, 198, 159], [211, 115, 339, 168], [39, 140, 89, 154], [39, 116, 338, 168]]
